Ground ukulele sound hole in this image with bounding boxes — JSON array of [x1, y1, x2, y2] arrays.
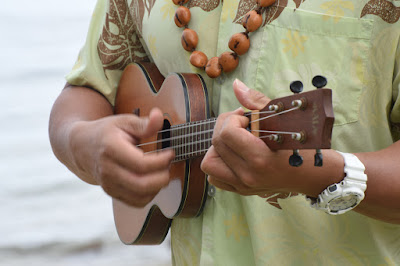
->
[[160, 119, 171, 149]]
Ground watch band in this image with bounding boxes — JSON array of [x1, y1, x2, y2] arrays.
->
[[337, 151, 367, 187], [308, 151, 367, 215]]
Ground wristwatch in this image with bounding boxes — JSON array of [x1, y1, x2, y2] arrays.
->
[[308, 152, 367, 215]]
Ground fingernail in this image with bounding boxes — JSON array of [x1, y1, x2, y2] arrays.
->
[[234, 79, 249, 92]]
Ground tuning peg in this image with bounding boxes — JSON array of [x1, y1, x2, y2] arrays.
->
[[290, 80, 303, 94], [314, 149, 323, 167], [289, 149, 303, 167], [312, 75, 327, 89]]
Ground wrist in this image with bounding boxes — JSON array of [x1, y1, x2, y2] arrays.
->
[[68, 120, 98, 184], [307, 151, 368, 215], [289, 149, 345, 197]]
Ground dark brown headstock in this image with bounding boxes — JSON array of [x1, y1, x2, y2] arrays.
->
[[255, 88, 334, 150], [249, 83, 334, 166]]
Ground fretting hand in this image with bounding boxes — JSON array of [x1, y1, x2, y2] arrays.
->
[[201, 79, 304, 196]]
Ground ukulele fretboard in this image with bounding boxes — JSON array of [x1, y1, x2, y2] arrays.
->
[[171, 118, 217, 162]]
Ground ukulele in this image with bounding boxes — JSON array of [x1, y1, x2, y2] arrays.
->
[[113, 62, 334, 245]]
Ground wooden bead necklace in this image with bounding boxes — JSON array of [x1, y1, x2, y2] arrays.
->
[[173, 0, 276, 79]]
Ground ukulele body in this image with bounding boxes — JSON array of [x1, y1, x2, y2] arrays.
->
[[113, 62, 210, 245]]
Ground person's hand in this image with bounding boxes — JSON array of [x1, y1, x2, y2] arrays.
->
[[70, 108, 175, 207], [201, 79, 295, 196]]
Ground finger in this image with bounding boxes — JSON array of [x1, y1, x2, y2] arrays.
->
[[126, 149, 175, 175], [116, 168, 171, 207], [201, 146, 238, 181], [215, 113, 266, 165], [212, 137, 259, 187], [208, 176, 265, 196], [124, 168, 171, 196], [116, 108, 164, 140], [207, 175, 238, 193], [111, 184, 158, 208], [233, 79, 270, 110], [105, 134, 175, 174], [100, 161, 171, 199], [142, 108, 165, 138], [202, 146, 250, 191], [202, 147, 267, 195]]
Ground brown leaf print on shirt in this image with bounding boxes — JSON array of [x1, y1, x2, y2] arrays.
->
[[97, 0, 148, 72], [263, 0, 287, 26], [233, 0, 302, 26], [361, 0, 400, 23], [233, 0, 257, 23], [293, 0, 306, 9], [188, 0, 221, 11], [129, 0, 157, 36]]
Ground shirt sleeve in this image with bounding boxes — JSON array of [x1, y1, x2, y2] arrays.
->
[[65, 0, 149, 105], [391, 37, 400, 140]]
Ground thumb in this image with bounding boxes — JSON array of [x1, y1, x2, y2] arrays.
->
[[233, 79, 270, 110], [119, 108, 164, 139]]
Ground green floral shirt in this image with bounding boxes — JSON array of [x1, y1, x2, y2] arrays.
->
[[67, 0, 400, 264]]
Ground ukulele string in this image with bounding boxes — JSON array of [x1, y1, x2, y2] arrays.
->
[[144, 138, 212, 155], [250, 106, 300, 124], [155, 109, 275, 135], [141, 107, 302, 155], [173, 148, 211, 161], [137, 129, 214, 148], [138, 110, 278, 148], [145, 128, 301, 158], [156, 117, 218, 134]]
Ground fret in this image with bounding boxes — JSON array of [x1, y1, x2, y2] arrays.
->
[[190, 122, 194, 158], [178, 126, 183, 159], [183, 125, 185, 159], [201, 121, 204, 155], [170, 118, 216, 162], [187, 124, 190, 158], [196, 122, 201, 157], [171, 125, 175, 159]]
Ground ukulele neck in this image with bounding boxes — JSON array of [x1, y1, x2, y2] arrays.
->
[[171, 112, 259, 162], [171, 117, 217, 162]]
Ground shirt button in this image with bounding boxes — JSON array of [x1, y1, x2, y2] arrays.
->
[[208, 185, 216, 197]]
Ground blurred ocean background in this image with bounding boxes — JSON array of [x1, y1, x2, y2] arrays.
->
[[0, 1, 171, 265]]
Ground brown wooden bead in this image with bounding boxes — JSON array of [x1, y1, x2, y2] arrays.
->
[[190, 51, 208, 68], [181, 28, 198, 52], [172, 0, 189, 5], [228, 32, 250, 56], [174, 6, 191, 28], [242, 10, 263, 32], [219, 52, 239, 73], [256, 0, 276, 7], [205, 57, 222, 78]]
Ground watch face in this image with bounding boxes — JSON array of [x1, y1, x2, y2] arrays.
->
[[329, 195, 359, 212]]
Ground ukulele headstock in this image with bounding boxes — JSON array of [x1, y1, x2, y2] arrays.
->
[[251, 76, 334, 167]]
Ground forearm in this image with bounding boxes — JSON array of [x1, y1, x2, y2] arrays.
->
[[49, 84, 113, 184], [293, 144, 400, 224], [354, 141, 400, 223]]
